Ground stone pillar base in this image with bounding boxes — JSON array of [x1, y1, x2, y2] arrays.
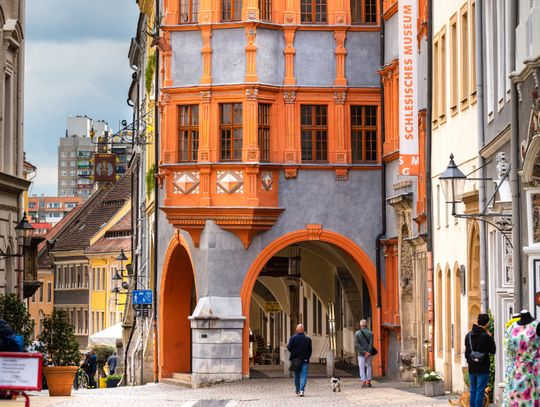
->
[[189, 296, 246, 388]]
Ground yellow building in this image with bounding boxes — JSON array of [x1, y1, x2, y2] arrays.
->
[[85, 202, 131, 336]]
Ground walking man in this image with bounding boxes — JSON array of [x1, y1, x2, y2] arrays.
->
[[355, 319, 374, 388], [465, 313, 496, 407], [107, 352, 118, 375], [287, 324, 312, 397]]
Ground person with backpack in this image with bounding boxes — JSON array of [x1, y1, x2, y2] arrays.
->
[[287, 324, 312, 397], [464, 313, 496, 407]]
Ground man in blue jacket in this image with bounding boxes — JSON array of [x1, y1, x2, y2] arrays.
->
[[287, 324, 312, 397]]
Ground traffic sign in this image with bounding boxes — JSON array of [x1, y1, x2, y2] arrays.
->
[[133, 290, 153, 305]]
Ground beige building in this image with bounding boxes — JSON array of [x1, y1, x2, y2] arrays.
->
[[431, 0, 479, 393], [0, 0, 30, 296]]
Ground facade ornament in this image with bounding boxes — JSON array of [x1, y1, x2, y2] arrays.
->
[[200, 90, 212, 103], [283, 91, 296, 104], [246, 88, 259, 100], [333, 91, 346, 105]]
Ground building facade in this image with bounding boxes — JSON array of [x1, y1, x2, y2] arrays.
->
[[27, 195, 83, 225], [50, 175, 131, 348], [431, 0, 480, 393], [0, 0, 29, 297], [58, 116, 102, 199], [153, 0, 403, 388]]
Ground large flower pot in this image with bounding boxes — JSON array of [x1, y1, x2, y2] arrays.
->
[[424, 380, 445, 397], [43, 366, 78, 396]]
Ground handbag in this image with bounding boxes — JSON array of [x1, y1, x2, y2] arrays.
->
[[468, 334, 486, 363], [289, 336, 309, 372], [360, 329, 378, 356], [289, 357, 303, 372]]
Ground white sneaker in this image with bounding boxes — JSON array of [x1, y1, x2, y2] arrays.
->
[[299, 391, 304, 397]]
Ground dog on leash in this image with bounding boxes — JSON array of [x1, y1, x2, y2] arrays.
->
[[331, 377, 341, 392]]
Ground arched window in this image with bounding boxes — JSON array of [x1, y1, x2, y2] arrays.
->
[[453, 263, 462, 359], [436, 266, 442, 355]]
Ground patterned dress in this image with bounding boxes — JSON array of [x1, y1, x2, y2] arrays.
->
[[503, 321, 540, 406]]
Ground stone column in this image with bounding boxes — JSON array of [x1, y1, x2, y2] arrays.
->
[[189, 297, 246, 388]]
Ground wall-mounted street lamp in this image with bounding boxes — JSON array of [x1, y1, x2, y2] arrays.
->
[[439, 154, 513, 247], [0, 213, 34, 260]]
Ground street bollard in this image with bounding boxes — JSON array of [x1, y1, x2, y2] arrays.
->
[[326, 349, 334, 377], [284, 349, 292, 377]]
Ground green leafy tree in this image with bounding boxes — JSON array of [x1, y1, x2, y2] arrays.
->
[[92, 345, 115, 377], [0, 293, 35, 346], [37, 309, 80, 366]]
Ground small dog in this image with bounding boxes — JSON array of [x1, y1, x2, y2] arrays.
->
[[448, 386, 491, 407], [331, 376, 341, 392]]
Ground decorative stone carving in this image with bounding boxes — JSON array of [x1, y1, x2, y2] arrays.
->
[[261, 171, 273, 191], [283, 91, 296, 104], [173, 171, 200, 194], [333, 91, 346, 104], [217, 170, 244, 194], [246, 87, 259, 100], [200, 90, 212, 103]]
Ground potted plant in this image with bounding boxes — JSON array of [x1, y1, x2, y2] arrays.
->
[[423, 370, 444, 397], [37, 309, 81, 396], [0, 293, 35, 347], [105, 373, 122, 388]]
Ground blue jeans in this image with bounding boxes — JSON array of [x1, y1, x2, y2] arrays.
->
[[469, 372, 489, 407], [294, 361, 309, 392]]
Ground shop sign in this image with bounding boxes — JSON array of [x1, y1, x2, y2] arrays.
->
[[93, 153, 116, 182], [264, 301, 281, 313]]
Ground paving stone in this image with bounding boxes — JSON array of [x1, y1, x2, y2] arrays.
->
[[26, 378, 454, 407]]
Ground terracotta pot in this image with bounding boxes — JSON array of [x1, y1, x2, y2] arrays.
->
[[44, 366, 78, 396]]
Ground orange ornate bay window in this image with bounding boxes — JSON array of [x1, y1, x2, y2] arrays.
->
[[379, 59, 399, 158]]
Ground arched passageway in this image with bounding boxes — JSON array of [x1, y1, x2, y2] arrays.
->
[[240, 229, 380, 378], [159, 234, 196, 378]]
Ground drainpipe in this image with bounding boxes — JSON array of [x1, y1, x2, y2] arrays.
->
[[152, 0, 161, 384], [425, 0, 434, 370], [375, 0, 386, 376], [475, 0, 488, 313], [509, 0, 522, 310]]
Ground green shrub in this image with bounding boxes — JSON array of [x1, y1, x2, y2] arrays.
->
[[0, 293, 35, 346], [146, 163, 156, 197], [105, 373, 122, 382], [145, 53, 156, 94], [37, 309, 80, 366]]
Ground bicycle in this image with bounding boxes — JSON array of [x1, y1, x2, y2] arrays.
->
[[73, 367, 90, 390]]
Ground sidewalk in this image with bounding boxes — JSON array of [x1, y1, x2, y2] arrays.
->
[[27, 378, 454, 407]]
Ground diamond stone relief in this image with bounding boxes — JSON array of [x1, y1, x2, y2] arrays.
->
[[261, 171, 273, 191], [217, 170, 244, 194], [173, 171, 200, 194]]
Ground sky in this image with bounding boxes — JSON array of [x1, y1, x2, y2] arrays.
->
[[24, 0, 140, 196]]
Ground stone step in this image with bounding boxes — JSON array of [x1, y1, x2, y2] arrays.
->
[[161, 373, 192, 388]]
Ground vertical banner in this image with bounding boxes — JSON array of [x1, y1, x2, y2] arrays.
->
[[398, 0, 419, 176]]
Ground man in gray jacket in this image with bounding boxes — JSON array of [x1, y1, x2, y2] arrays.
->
[[354, 319, 374, 388]]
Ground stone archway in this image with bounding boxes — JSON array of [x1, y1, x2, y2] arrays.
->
[[240, 227, 380, 377], [159, 233, 196, 378], [444, 265, 453, 390]]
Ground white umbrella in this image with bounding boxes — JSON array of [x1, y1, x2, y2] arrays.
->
[[88, 323, 122, 347]]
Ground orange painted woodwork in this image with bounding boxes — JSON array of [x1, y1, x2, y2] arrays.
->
[[240, 226, 382, 377], [416, 110, 427, 218], [379, 60, 399, 159], [159, 234, 195, 378], [383, 0, 398, 19], [381, 238, 399, 327]]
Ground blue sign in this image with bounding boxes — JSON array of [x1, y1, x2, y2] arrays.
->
[[132, 290, 153, 305]]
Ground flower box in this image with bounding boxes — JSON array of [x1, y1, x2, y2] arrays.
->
[[424, 380, 445, 397]]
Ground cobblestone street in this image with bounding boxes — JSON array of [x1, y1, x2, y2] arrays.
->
[[28, 379, 454, 407]]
